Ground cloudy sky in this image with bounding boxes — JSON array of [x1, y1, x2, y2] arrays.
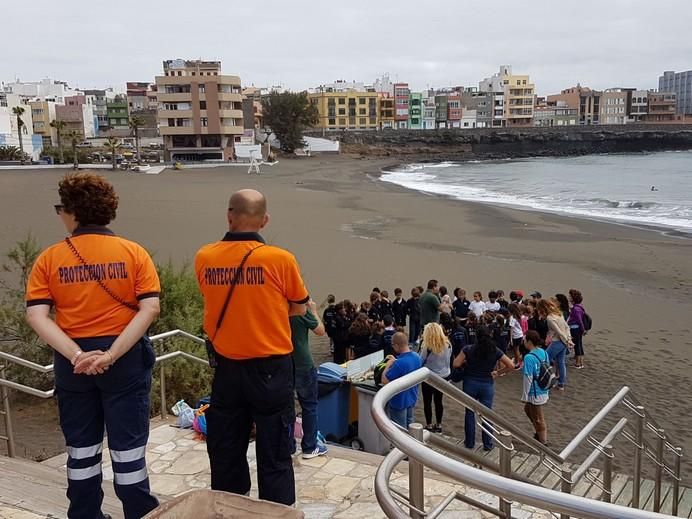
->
[[3, 0, 691, 95]]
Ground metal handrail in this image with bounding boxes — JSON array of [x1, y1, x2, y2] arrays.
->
[[372, 368, 678, 519], [423, 368, 564, 464], [0, 329, 208, 457]]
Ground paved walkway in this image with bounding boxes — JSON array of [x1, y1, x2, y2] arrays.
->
[[36, 419, 552, 518]]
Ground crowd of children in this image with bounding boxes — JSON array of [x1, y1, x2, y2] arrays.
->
[[321, 282, 590, 447]]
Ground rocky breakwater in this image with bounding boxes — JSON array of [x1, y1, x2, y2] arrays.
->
[[325, 125, 692, 160]]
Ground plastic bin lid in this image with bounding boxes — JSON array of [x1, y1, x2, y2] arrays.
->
[[318, 362, 347, 383]]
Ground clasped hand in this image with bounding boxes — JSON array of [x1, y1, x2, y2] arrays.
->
[[73, 351, 112, 376]]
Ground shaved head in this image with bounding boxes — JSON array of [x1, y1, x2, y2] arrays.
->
[[228, 189, 269, 231]]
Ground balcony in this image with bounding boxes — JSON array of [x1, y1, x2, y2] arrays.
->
[[217, 92, 243, 102], [218, 109, 244, 119], [158, 109, 193, 119], [158, 92, 193, 103], [160, 126, 197, 135], [220, 125, 244, 135]]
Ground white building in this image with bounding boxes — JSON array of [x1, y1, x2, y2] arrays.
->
[[422, 96, 436, 129], [461, 109, 477, 128], [2, 78, 79, 104], [0, 93, 42, 161], [373, 74, 395, 95], [630, 89, 648, 123]]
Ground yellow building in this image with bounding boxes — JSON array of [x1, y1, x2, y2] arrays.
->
[[29, 100, 57, 147], [309, 90, 380, 130], [504, 74, 534, 127]]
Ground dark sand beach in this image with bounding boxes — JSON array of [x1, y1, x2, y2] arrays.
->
[[1, 156, 691, 479]]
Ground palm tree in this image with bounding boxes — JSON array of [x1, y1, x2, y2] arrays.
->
[[66, 131, 80, 170], [104, 136, 121, 170], [12, 107, 26, 165], [129, 115, 145, 163], [49, 119, 67, 164]]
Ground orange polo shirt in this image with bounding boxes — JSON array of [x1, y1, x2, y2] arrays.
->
[[26, 227, 160, 339], [195, 232, 309, 360]]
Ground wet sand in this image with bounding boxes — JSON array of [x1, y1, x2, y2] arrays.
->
[[1, 157, 691, 479]]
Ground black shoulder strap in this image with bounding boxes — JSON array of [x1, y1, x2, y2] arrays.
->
[[64, 237, 139, 312], [210, 244, 264, 343]]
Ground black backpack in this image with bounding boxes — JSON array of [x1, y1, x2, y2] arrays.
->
[[527, 351, 558, 390], [582, 311, 593, 331]]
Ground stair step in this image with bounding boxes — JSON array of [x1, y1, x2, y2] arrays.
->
[[639, 479, 656, 510], [643, 483, 672, 513], [0, 455, 122, 518], [609, 473, 631, 504], [510, 452, 532, 475], [676, 485, 692, 518]]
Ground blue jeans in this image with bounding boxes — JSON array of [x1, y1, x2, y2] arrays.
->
[[547, 340, 567, 387], [389, 406, 414, 430], [295, 367, 318, 452], [462, 377, 495, 450], [409, 321, 422, 345]]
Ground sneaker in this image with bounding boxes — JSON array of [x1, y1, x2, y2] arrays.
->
[[575, 365, 584, 370], [302, 443, 328, 459], [434, 424, 442, 433], [557, 385, 565, 391]]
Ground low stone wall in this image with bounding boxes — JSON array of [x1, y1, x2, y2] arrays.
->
[[306, 125, 692, 159]]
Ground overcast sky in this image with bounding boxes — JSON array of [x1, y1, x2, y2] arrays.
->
[[3, 0, 692, 95]]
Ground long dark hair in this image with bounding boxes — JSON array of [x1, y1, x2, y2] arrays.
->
[[508, 302, 522, 321], [555, 293, 570, 315], [349, 313, 371, 336], [472, 325, 496, 362]]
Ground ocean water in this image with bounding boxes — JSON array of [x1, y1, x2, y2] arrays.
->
[[381, 151, 692, 232]]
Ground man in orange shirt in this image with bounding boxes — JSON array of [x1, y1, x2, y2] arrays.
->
[[195, 189, 309, 505]]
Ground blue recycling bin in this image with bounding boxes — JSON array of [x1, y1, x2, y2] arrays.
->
[[317, 363, 350, 441]]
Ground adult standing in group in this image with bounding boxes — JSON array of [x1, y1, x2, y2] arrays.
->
[[419, 323, 452, 433], [453, 288, 471, 323], [405, 287, 422, 346], [26, 173, 161, 519], [196, 189, 309, 506], [537, 299, 574, 391], [420, 279, 443, 330], [391, 288, 408, 328], [290, 299, 328, 458], [452, 325, 514, 451], [567, 289, 586, 369]]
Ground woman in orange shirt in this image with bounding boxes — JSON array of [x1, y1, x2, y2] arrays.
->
[[25, 173, 161, 519]]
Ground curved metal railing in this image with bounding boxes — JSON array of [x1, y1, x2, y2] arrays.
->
[[0, 329, 207, 457], [371, 367, 683, 519]]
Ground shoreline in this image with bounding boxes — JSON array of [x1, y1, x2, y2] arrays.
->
[[373, 155, 692, 239]]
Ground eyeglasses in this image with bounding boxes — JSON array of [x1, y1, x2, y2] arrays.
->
[[54, 204, 64, 214]]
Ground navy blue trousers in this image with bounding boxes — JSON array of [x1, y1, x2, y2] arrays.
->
[[54, 336, 159, 519], [206, 354, 296, 505]]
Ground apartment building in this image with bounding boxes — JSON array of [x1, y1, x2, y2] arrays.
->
[[82, 88, 115, 135], [446, 92, 462, 128], [480, 66, 534, 126], [394, 83, 410, 129], [630, 90, 648, 123], [645, 92, 677, 123], [29, 100, 58, 146], [409, 92, 422, 129], [155, 59, 244, 161], [379, 93, 395, 129], [533, 99, 578, 127], [56, 95, 95, 139], [0, 93, 42, 160], [2, 78, 78, 104], [600, 88, 633, 125], [460, 88, 491, 128], [422, 94, 436, 129], [309, 89, 379, 130], [659, 70, 692, 115], [547, 85, 601, 125], [435, 94, 448, 128]]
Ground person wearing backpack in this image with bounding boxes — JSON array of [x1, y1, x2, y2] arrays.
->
[[537, 299, 574, 391], [568, 289, 588, 369], [522, 331, 551, 445]]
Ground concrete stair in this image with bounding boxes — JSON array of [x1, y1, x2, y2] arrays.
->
[[0, 455, 123, 518], [438, 434, 692, 517]]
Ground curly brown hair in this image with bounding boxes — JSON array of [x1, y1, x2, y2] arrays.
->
[[58, 173, 118, 226]]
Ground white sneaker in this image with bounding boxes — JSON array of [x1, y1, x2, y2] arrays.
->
[[302, 443, 328, 459]]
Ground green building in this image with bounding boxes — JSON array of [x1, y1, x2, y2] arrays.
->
[[106, 98, 129, 131], [408, 93, 422, 129]]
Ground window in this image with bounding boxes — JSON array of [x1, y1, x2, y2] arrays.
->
[[328, 98, 335, 106], [359, 108, 366, 115], [338, 118, 346, 125], [359, 117, 367, 125], [168, 118, 175, 127], [200, 101, 207, 110], [338, 108, 345, 115], [359, 97, 366, 104], [177, 71, 182, 76], [192, 72, 195, 76], [329, 118, 336, 125], [201, 117, 208, 127], [369, 117, 377, 125], [338, 98, 345, 105], [348, 98, 356, 106], [199, 84, 206, 93]]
